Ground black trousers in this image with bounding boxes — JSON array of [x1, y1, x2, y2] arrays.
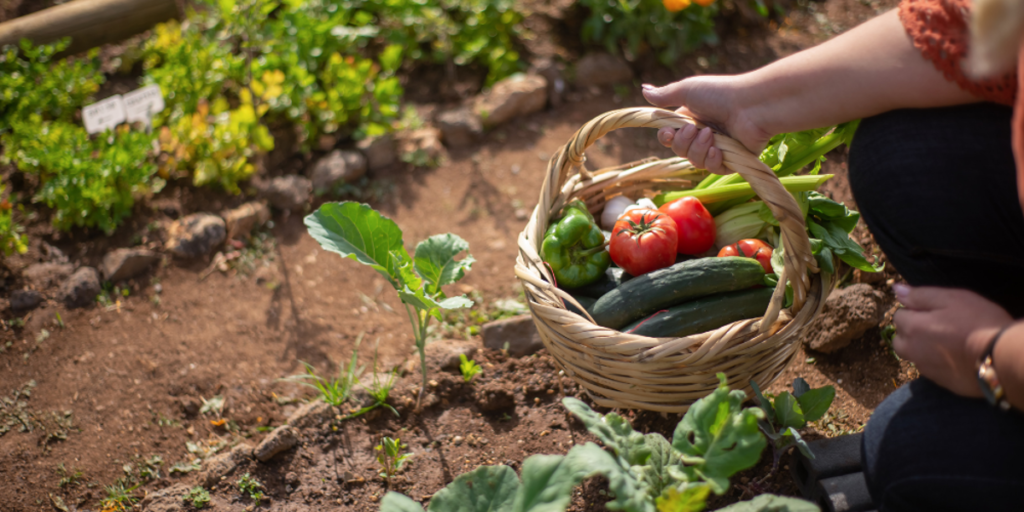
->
[[849, 104, 1024, 511]]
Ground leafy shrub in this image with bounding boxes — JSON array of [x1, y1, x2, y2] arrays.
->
[[380, 374, 820, 512], [578, 0, 720, 65], [0, 181, 27, 257], [0, 39, 103, 132]]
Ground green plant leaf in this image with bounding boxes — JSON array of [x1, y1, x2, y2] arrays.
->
[[792, 378, 810, 398], [795, 386, 835, 423], [561, 397, 650, 466], [781, 427, 814, 460], [714, 494, 820, 512], [655, 484, 711, 512], [414, 233, 475, 295], [427, 465, 519, 512], [381, 492, 424, 512], [305, 202, 410, 287], [672, 374, 766, 494], [636, 433, 683, 497], [773, 392, 805, 430]]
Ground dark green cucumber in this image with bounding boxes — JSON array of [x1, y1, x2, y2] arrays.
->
[[623, 288, 774, 337], [590, 257, 766, 329], [572, 267, 633, 298], [565, 295, 597, 317]]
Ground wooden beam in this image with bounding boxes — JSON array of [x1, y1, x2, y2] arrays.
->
[[0, 0, 179, 55]]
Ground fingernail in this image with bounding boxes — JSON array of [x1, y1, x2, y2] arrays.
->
[[698, 127, 712, 142], [681, 124, 697, 138], [659, 130, 673, 144], [642, 84, 655, 92], [893, 283, 910, 301]]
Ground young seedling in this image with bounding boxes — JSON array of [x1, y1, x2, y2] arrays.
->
[[376, 436, 410, 481], [236, 473, 264, 505], [56, 463, 83, 488], [748, 377, 836, 490], [342, 348, 400, 420], [182, 486, 211, 509], [279, 341, 363, 408], [306, 202, 475, 410], [100, 480, 139, 512], [459, 354, 482, 383]]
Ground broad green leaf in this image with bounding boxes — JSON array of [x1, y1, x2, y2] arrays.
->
[[781, 427, 814, 460], [381, 492, 424, 512], [428, 465, 519, 512], [655, 484, 711, 512], [513, 444, 639, 512], [305, 202, 409, 287], [792, 378, 810, 398], [715, 494, 820, 512], [672, 374, 767, 494], [561, 397, 650, 466], [796, 386, 835, 422], [636, 433, 683, 496], [414, 234, 475, 295], [774, 392, 805, 430], [397, 287, 473, 318]]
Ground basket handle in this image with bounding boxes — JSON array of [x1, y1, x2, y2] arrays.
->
[[541, 107, 818, 318]]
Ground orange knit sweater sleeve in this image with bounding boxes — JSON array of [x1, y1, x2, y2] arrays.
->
[[899, 0, 1017, 105]]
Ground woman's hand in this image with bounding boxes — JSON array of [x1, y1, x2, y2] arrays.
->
[[892, 284, 1013, 397], [642, 75, 773, 174]]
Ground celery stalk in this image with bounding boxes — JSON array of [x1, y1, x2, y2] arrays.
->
[[711, 130, 848, 189], [654, 174, 833, 206]]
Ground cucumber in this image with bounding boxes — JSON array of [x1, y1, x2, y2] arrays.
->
[[564, 295, 597, 317], [572, 267, 633, 298], [590, 257, 766, 329], [623, 288, 774, 338]]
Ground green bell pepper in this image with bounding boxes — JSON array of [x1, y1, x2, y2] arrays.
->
[[541, 200, 611, 288]]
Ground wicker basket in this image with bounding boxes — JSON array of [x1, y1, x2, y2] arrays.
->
[[514, 107, 833, 413]]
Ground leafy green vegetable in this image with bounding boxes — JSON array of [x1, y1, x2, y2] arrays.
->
[[715, 494, 820, 512], [305, 202, 473, 408], [748, 377, 835, 487], [430, 465, 519, 511]]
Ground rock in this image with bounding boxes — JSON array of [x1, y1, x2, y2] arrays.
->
[[22, 262, 74, 289], [424, 339, 480, 372], [399, 128, 444, 165], [253, 425, 299, 462], [573, 52, 633, 87], [100, 248, 161, 282], [221, 201, 271, 241], [165, 213, 227, 258], [287, 400, 335, 430], [179, 396, 201, 417], [436, 107, 483, 147], [9, 290, 43, 312], [474, 73, 548, 128], [196, 442, 251, 487], [357, 134, 396, 170], [309, 150, 367, 192], [481, 315, 545, 357], [531, 57, 567, 107], [261, 175, 312, 211], [805, 284, 887, 354], [58, 267, 100, 309], [474, 380, 516, 412], [139, 483, 189, 512]]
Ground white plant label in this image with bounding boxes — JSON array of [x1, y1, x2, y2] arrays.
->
[[123, 85, 165, 124], [81, 95, 127, 135]]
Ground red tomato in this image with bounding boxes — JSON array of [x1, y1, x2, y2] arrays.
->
[[658, 197, 716, 255], [610, 209, 678, 276], [718, 239, 773, 273]]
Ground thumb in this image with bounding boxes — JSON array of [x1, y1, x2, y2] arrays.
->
[[894, 284, 952, 311], [643, 81, 692, 108]]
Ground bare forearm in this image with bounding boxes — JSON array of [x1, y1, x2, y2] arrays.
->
[[738, 9, 979, 135]]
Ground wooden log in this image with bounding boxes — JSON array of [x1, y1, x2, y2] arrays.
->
[[0, 0, 179, 55]]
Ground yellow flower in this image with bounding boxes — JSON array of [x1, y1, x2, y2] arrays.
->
[[663, 0, 691, 11]]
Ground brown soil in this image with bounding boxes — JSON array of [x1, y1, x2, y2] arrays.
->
[[0, 0, 908, 510]]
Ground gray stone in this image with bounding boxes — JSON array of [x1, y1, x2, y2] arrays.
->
[[805, 284, 887, 354], [437, 107, 483, 147], [196, 443, 252, 487], [424, 339, 480, 371], [58, 267, 100, 309], [482, 314, 545, 357], [139, 483, 189, 512], [309, 150, 367, 192], [286, 400, 335, 430], [100, 248, 160, 282], [574, 52, 633, 87], [221, 201, 270, 241], [22, 262, 74, 289], [357, 134, 396, 170], [9, 289, 43, 312], [262, 175, 312, 211], [531, 57, 567, 107], [165, 213, 226, 259], [253, 425, 299, 462], [474, 73, 548, 128]]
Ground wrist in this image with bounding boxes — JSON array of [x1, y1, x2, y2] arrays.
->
[[722, 72, 775, 153], [968, 324, 1010, 362]]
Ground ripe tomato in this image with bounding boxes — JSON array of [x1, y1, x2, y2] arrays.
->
[[718, 239, 773, 273], [694, 0, 714, 6], [658, 197, 716, 255], [662, 0, 691, 12], [610, 209, 678, 276]]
